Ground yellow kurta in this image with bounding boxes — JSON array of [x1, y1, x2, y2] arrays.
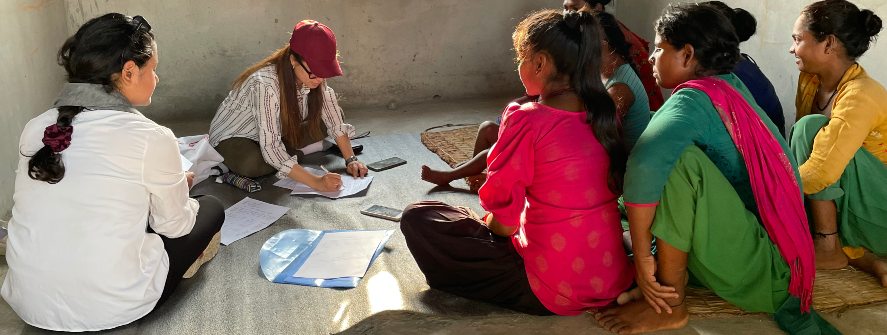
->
[[795, 64, 887, 194]]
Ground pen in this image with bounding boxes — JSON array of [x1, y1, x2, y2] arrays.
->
[[320, 165, 329, 174]]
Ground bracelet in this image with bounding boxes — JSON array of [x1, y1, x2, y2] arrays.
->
[[345, 156, 359, 165], [814, 231, 839, 239]]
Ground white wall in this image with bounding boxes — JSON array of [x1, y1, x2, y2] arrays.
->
[[6, 0, 885, 219], [65, 0, 556, 122], [0, 0, 69, 221], [613, 0, 887, 131]]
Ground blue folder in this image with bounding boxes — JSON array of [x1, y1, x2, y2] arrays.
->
[[259, 229, 393, 288]]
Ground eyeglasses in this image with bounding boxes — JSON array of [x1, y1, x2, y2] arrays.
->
[[296, 60, 318, 79]]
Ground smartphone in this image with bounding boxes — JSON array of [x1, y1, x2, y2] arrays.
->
[[367, 157, 407, 172], [360, 205, 403, 222]]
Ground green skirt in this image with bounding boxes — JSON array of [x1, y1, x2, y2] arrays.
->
[[790, 114, 887, 256], [652, 146, 838, 334]]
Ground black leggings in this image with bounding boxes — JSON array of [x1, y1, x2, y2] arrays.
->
[[400, 200, 552, 315], [152, 195, 225, 308]]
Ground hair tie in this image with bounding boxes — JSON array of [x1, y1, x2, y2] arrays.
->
[[563, 10, 585, 32], [43, 124, 73, 153]]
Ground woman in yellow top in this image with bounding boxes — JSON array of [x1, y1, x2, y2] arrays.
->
[[788, 0, 887, 287]]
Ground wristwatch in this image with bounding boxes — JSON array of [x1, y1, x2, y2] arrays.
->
[[345, 155, 359, 165]]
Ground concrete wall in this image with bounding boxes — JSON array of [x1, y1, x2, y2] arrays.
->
[[65, 0, 555, 122], [0, 0, 557, 224], [5, 0, 886, 219], [0, 0, 69, 221], [613, 0, 887, 132]]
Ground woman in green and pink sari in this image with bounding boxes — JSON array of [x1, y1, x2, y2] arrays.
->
[[593, 4, 837, 334]]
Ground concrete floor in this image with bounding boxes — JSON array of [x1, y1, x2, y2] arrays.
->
[[2, 97, 886, 334]]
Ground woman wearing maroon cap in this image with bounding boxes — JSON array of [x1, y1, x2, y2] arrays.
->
[[209, 20, 367, 192]]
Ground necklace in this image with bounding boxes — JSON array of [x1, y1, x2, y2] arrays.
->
[[816, 89, 838, 111], [816, 63, 857, 111]]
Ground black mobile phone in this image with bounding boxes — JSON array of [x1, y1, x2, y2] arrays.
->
[[367, 157, 407, 172], [360, 205, 403, 222]]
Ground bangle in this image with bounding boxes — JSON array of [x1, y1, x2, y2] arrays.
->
[[345, 156, 359, 165]]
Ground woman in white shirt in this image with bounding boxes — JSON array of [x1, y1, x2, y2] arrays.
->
[[209, 20, 368, 192], [1, 13, 224, 332]]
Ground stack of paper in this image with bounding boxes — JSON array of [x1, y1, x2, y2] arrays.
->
[[221, 197, 290, 245], [292, 230, 391, 279], [259, 229, 394, 288], [273, 167, 373, 199]]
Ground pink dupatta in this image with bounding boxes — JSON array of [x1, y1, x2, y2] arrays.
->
[[675, 77, 815, 312]]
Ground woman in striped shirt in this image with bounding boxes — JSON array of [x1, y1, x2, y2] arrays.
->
[[209, 20, 367, 192]]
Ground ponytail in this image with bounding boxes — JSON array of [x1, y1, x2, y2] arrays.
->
[[566, 11, 626, 194], [27, 106, 83, 183]]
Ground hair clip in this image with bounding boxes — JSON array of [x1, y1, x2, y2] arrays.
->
[[132, 15, 151, 32]]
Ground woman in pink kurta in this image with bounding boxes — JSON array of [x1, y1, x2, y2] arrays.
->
[[400, 9, 633, 315], [478, 100, 634, 314]]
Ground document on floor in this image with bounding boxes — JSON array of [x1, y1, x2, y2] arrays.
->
[[292, 230, 390, 278], [221, 197, 290, 245], [273, 166, 373, 199], [259, 229, 394, 288]]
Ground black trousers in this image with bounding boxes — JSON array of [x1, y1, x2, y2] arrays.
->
[[152, 195, 225, 308], [400, 200, 552, 315]]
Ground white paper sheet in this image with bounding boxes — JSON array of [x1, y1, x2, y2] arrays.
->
[[221, 197, 290, 245], [292, 230, 391, 279], [273, 167, 373, 199], [180, 154, 193, 171]]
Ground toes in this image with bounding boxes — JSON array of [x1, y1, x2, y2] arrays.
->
[[595, 312, 619, 329], [601, 316, 622, 332], [615, 324, 635, 335]]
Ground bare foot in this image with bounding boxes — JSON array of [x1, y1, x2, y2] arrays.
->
[[848, 252, 887, 287], [593, 299, 688, 334], [421, 165, 455, 186], [878, 260, 887, 288], [814, 236, 848, 269]]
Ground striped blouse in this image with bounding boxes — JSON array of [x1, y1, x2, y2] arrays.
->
[[209, 65, 355, 177]]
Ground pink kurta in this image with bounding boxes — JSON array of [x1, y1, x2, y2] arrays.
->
[[478, 102, 634, 315]]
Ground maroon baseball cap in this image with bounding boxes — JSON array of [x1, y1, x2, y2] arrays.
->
[[289, 20, 343, 78]]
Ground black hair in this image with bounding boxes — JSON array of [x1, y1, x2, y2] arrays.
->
[[28, 13, 155, 184], [655, 3, 741, 76], [514, 9, 626, 193], [702, 1, 757, 43], [803, 0, 883, 59], [585, 0, 612, 6], [597, 11, 634, 68]]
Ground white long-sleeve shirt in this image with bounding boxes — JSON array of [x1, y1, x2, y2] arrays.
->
[[2, 108, 198, 332], [208, 65, 355, 177]]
